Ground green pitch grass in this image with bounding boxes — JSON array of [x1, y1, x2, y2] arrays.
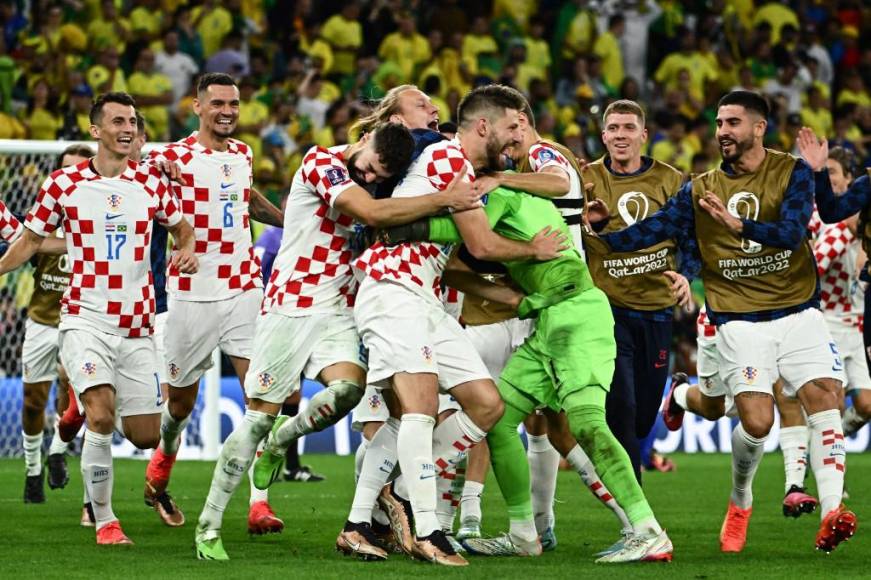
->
[[0, 453, 867, 579]]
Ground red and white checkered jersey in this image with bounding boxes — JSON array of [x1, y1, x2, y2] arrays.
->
[[442, 286, 464, 321], [355, 139, 473, 304], [262, 145, 358, 315], [528, 141, 584, 253], [808, 207, 822, 241], [814, 221, 863, 326], [25, 159, 180, 337], [696, 306, 717, 344], [0, 199, 22, 242], [150, 134, 261, 301]]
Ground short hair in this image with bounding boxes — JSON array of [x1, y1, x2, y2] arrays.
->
[[197, 72, 236, 95], [828, 146, 858, 178], [602, 99, 646, 126], [55, 144, 95, 170], [717, 90, 770, 118], [457, 84, 527, 129], [519, 99, 536, 130], [90, 91, 136, 125], [135, 111, 146, 137], [371, 123, 415, 177], [608, 14, 625, 28]]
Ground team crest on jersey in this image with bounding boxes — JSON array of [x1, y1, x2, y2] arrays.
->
[[221, 163, 232, 178], [421, 346, 433, 364], [537, 148, 556, 163], [258, 372, 275, 391], [368, 394, 382, 411], [168, 362, 180, 380], [325, 167, 348, 186], [742, 366, 758, 384], [107, 194, 123, 211], [82, 362, 97, 377]]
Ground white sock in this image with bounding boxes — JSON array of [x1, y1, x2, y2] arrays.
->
[[778, 425, 809, 492], [249, 439, 269, 505], [431, 411, 486, 531], [566, 444, 632, 532], [730, 423, 767, 509], [509, 518, 538, 543], [807, 409, 846, 516], [349, 417, 399, 524], [842, 405, 868, 437], [394, 474, 409, 498], [23, 432, 42, 476], [527, 433, 560, 534], [460, 479, 484, 524], [397, 413, 438, 537], [354, 437, 371, 481], [673, 382, 690, 410], [198, 410, 273, 532], [48, 418, 68, 456], [158, 403, 190, 456], [81, 429, 115, 529]]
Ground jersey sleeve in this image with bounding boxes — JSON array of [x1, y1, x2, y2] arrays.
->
[[527, 142, 571, 177], [814, 222, 851, 276], [300, 146, 356, 207], [0, 199, 22, 242], [143, 165, 183, 227], [424, 145, 475, 191], [25, 174, 64, 237]]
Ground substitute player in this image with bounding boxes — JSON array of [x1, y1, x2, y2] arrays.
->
[[602, 91, 854, 554], [0, 92, 197, 545], [144, 73, 285, 530]]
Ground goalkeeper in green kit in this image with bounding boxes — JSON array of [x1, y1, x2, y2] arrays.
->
[[381, 184, 672, 563]]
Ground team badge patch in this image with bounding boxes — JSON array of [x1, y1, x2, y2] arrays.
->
[[741, 366, 758, 384], [106, 194, 123, 211], [82, 362, 97, 377], [168, 362, 180, 380], [325, 167, 348, 186], [537, 148, 555, 163], [258, 372, 275, 391], [368, 394, 382, 411], [421, 346, 433, 364]]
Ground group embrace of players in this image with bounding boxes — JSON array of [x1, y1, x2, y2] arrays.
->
[[0, 72, 865, 565]]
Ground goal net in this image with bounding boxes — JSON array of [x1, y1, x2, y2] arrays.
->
[[0, 139, 221, 460]]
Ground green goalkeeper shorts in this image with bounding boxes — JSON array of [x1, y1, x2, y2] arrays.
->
[[499, 286, 616, 412]]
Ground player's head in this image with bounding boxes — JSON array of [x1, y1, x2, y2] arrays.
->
[[129, 111, 147, 161], [715, 90, 768, 164], [347, 122, 414, 185], [89, 91, 138, 157], [601, 99, 647, 165], [827, 146, 857, 194], [354, 85, 438, 134], [506, 94, 536, 162], [56, 144, 94, 170], [457, 84, 525, 169], [194, 72, 239, 140]]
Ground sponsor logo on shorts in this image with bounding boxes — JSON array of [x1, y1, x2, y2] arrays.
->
[[830, 342, 844, 372], [703, 377, 714, 390], [258, 372, 275, 392], [368, 394, 381, 411], [421, 346, 433, 364], [106, 193, 123, 211], [168, 362, 180, 380], [741, 366, 758, 384], [82, 361, 97, 377]]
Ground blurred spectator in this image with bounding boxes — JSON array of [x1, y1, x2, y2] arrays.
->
[[20, 78, 60, 140], [128, 48, 173, 140], [87, 47, 127, 93], [320, 2, 363, 77], [426, 0, 468, 40], [654, 27, 718, 108], [377, 11, 430, 84], [191, 0, 233, 59], [87, 0, 131, 53], [129, 0, 163, 43], [205, 33, 249, 76], [837, 70, 870, 108], [155, 29, 200, 110], [59, 83, 93, 140], [175, 6, 205, 65], [462, 17, 499, 79], [801, 85, 833, 139], [237, 76, 269, 160], [762, 60, 808, 114], [593, 13, 625, 95], [753, 1, 799, 45]]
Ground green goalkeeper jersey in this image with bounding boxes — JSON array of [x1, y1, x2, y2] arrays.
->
[[427, 186, 595, 316]]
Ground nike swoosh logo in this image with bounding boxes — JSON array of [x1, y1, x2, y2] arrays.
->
[[91, 478, 108, 484], [654, 362, 667, 368], [419, 473, 435, 480], [220, 182, 235, 189], [379, 466, 392, 473], [105, 213, 123, 220]]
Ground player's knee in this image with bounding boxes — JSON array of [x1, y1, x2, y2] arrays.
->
[[167, 396, 195, 421], [741, 416, 773, 439], [22, 390, 48, 419], [699, 398, 726, 421], [854, 394, 871, 418], [86, 410, 116, 434], [475, 393, 504, 431], [129, 431, 160, 450]]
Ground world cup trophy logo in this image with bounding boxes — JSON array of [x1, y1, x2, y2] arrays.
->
[[727, 191, 762, 254], [616, 191, 649, 226]]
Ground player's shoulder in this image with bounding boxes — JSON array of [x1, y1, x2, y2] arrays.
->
[[226, 137, 253, 160], [302, 144, 347, 168], [152, 136, 198, 164], [43, 159, 94, 192], [529, 140, 569, 163]]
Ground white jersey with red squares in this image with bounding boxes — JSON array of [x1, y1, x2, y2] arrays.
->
[[528, 141, 585, 253], [25, 159, 180, 337], [355, 139, 473, 305], [151, 134, 261, 301], [814, 221, 863, 326], [263, 145, 358, 316], [0, 199, 22, 242], [696, 306, 716, 344]]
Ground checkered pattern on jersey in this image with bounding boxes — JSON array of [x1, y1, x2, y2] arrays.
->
[[815, 222, 857, 319], [528, 142, 571, 173], [152, 135, 262, 299], [355, 141, 473, 298], [0, 199, 22, 242], [696, 306, 716, 339], [263, 145, 358, 313], [25, 160, 179, 337]]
